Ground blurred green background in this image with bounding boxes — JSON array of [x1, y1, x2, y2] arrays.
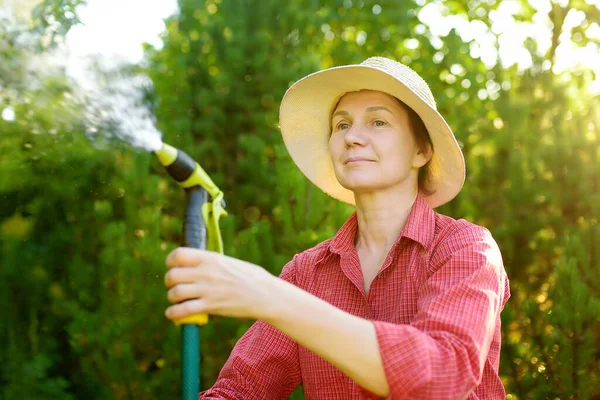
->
[[1, 0, 599, 398]]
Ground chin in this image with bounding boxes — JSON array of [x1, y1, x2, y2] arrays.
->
[[339, 179, 384, 192], [338, 173, 413, 195]]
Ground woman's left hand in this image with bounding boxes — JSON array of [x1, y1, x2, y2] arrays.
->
[[164, 247, 279, 321]]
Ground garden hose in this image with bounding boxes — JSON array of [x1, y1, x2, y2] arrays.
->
[[154, 142, 227, 399]]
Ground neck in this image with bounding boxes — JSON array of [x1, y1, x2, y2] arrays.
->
[[353, 187, 418, 253]]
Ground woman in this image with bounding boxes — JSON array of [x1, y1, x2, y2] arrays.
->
[[164, 57, 511, 399]]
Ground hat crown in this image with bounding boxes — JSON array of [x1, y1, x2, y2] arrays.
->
[[361, 57, 437, 110]]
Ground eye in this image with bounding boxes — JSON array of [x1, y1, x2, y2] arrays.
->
[[335, 122, 351, 131], [374, 120, 387, 127]]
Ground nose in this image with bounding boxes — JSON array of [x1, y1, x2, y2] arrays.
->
[[343, 125, 368, 148]]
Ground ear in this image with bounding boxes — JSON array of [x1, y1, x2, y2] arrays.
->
[[412, 142, 432, 169]]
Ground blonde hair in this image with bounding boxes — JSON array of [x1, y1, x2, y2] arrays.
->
[[394, 98, 435, 196]]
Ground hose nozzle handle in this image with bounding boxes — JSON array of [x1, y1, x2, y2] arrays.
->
[[155, 143, 223, 202]]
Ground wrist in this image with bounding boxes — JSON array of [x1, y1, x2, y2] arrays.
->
[[254, 271, 285, 323], [258, 274, 297, 326]]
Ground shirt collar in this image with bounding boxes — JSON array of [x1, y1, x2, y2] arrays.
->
[[328, 192, 436, 255]]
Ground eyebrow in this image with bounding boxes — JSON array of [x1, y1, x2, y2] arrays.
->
[[331, 106, 393, 119], [331, 110, 350, 119]]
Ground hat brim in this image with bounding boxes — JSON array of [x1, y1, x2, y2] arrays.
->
[[279, 64, 465, 209]]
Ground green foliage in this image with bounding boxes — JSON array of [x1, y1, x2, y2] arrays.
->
[[1, 0, 599, 399], [30, 0, 87, 50]]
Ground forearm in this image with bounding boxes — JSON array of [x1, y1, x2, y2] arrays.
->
[[262, 277, 390, 397]]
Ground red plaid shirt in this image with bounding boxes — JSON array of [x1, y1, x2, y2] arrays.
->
[[200, 193, 510, 399]]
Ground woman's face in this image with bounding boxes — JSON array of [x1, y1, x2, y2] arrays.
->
[[328, 90, 430, 196]]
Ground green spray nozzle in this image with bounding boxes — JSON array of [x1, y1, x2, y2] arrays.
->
[[154, 143, 225, 207], [154, 142, 227, 257]]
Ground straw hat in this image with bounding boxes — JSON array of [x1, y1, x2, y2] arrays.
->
[[279, 56, 465, 209]]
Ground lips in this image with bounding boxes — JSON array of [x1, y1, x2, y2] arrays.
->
[[344, 157, 374, 164]]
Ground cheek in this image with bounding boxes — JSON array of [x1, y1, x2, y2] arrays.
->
[[328, 135, 342, 157], [378, 137, 415, 169]]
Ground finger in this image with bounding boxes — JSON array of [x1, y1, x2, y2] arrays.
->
[[165, 299, 207, 320], [164, 267, 201, 289], [165, 247, 215, 269], [167, 282, 204, 304]]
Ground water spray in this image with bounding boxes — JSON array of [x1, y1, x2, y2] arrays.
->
[[154, 142, 227, 399]]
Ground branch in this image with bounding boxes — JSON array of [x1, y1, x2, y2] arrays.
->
[[547, 0, 572, 69]]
